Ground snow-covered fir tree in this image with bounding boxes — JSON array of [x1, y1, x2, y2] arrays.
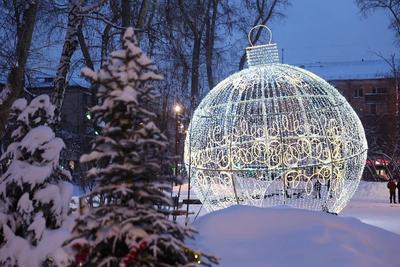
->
[[0, 95, 72, 267], [63, 28, 218, 267]]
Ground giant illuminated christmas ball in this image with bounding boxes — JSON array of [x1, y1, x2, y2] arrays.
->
[[184, 26, 367, 214]]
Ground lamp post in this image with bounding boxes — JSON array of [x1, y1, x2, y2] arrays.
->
[[172, 104, 183, 221], [174, 104, 182, 176]]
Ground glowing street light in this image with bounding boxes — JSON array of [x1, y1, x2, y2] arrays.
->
[[174, 104, 182, 114], [172, 102, 185, 221]]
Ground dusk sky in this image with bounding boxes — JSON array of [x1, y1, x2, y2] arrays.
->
[[269, 0, 397, 64], [34, 0, 399, 85]]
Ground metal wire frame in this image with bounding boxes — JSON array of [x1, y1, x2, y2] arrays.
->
[[184, 63, 367, 214]]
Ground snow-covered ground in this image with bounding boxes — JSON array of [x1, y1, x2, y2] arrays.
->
[[69, 181, 400, 266], [191, 205, 400, 267], [174, 181, 400, 267], [341, 182, 400, 235], [71, 181, 399, 267], [176, 181, 400, 235]]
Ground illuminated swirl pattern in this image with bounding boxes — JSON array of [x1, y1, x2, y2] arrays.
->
[[184, 63, 367, 214]]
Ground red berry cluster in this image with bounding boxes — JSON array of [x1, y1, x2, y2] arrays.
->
[[122, 240, 148, 266], [72, 243, 90, 265]]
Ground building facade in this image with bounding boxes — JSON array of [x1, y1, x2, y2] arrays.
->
[[329, 77, 398, 180], [330, 78, 397, 148], [300, 59, 399, 180]]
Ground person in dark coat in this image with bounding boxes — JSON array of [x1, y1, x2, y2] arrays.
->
[[397, 180, 400, 204], [387, 178, 397, 204], [326, 179, 333, 198], [314, 180, 322, 199]]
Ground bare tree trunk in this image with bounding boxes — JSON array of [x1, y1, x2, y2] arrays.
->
[[77, 24, 97, 108], [77, 25, 94, 70], [388, 55, 400, 166], [52, 0, 106, 123], [101, 24, 112, 67], [0, 1, 38, 137], [136, 0, 150, 43], [191, 36, 201, 109], [145, 1, 157, 57], [205, 0, 218, 90], [177, 0, 207, 110], [52, 0, 84, 123], [121, 0, 131, 27], [101, 0, 120, 66]]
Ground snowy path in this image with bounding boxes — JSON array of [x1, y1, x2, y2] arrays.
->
[[342, 199, 400, 235], [341, 181, 400, 234]]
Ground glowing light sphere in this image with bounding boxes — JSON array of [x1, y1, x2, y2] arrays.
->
[[184, 26, 367, 214]]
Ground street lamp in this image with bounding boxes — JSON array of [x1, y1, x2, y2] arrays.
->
[[174, 104, 183, 176], [174, 104, 182, 114], [172, 103, 184, 222]]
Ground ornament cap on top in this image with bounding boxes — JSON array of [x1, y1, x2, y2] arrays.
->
[[246, 25, 279, 67]]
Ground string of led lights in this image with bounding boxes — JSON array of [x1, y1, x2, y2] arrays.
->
[[184, 25, 367, 214]]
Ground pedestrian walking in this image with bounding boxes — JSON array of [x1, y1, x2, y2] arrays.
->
[[387, 178, 397, 204], [314, 180, 322, 199], [397, 179, 400, 204], [326, 179, 333, 198]]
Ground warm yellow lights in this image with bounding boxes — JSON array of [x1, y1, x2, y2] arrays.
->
[[174, 104, 182, 114], [184, 26, 367, 214]]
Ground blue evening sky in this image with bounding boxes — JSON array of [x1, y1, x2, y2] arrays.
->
[[268, 0, 397, 64]]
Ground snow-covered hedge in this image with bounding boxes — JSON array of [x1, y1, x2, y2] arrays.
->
[[0, 95, 72, 267]]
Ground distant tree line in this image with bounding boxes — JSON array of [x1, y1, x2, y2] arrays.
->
[[0, 0, 290, 139]]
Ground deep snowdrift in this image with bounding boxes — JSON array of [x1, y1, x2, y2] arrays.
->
[[192, 205, 400, 267]]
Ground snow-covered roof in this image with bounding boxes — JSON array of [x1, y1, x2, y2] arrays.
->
[[296, 59, 393, 81], [25, 76, 89, 89], [0, 73, 89, 89]]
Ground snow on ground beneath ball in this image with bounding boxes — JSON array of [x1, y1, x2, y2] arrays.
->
[[192, 205, 400, 267]]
